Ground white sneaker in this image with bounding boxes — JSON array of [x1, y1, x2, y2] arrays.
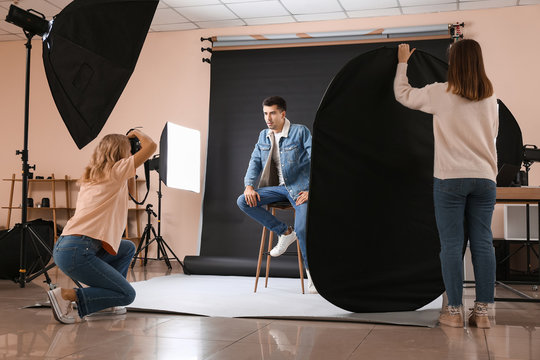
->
[[47, 288, 75, 324], [270, 230, 297, 257], [306, 270, 318, 294], [85, 306, 127, 319]]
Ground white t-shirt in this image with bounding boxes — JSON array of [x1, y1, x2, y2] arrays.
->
[[272, 131, 285, 186]]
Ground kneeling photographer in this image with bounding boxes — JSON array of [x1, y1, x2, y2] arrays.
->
[[47, 129, 156, 324]]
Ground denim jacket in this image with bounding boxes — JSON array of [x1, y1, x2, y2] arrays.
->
[[244, 119, 311, 201]]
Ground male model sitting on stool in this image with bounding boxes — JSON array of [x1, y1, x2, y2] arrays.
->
[[237, 96, 316, 293]]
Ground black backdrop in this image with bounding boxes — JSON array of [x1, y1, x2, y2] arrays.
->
[[184, 39, 452, 277], [309, 47, 448, 312]]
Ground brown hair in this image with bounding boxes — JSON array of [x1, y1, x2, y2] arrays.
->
[[447, 39, 493, 101], [80, 134, 131, 183], [262, 96, 287, 112]]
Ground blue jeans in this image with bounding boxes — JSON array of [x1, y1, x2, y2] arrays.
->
[[237, 186, 309, 269], [433, 178, 496, 306], [53, 235, 136, 317]]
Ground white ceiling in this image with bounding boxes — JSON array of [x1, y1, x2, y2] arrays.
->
[[0, 0, 539, 41]]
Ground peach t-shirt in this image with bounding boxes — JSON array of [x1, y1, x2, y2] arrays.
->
[[62, 156, 136, 255]]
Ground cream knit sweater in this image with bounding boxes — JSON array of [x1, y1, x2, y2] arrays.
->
[[394, 63, 498, 182]]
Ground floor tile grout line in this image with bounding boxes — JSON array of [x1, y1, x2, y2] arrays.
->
[[53, 328, 130, 359], [200, 319, 275, 359], [483, 329, 492, 360], [345, 326, 375, 359]]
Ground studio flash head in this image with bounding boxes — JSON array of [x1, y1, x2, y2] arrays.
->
[[5, 5, 49, 37]]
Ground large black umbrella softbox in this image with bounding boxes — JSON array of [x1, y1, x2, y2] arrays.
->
[[42, 0, 159, 149], [308, 46, 448, 312]]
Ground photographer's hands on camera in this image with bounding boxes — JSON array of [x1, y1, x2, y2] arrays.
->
[[126, 129, 157, 205], [127, 129, 157, 169]]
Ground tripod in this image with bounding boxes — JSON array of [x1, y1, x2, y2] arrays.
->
[[2, 32, 56, 288], [130, 181, 188, 273]]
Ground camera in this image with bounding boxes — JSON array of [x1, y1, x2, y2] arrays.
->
[[126, 128, 142, 154], [129, 136, 141, 155]]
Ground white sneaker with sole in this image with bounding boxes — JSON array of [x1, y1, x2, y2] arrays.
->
[[85, 306, 127, 320], [306, 270, 318, 294], [47, 288, 75, 324], [270, 230, 297, 257]]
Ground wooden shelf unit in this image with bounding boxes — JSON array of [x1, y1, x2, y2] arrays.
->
[[2, 174, 144, 242]]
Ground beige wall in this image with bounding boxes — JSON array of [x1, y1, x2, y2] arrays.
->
[[1, 5, 539, 256]]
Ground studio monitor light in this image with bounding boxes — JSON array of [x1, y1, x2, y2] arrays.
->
[[523, 144, 540, 163]]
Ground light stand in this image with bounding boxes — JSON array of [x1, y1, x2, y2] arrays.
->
[[130, 158, 188, 273], [1, 8, 55, 287]]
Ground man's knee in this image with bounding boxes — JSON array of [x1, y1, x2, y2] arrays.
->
[[237, 194, 248, 209]]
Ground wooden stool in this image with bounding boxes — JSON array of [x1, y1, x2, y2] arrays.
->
[[254, 201, 305, 293]]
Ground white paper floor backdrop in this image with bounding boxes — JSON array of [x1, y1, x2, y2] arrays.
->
[[129, 274, 443, 327]]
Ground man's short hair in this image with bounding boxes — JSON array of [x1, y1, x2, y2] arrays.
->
[[262, 96, 287, 112]]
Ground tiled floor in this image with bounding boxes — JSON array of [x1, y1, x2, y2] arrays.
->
[[1, 262, 539, 359]]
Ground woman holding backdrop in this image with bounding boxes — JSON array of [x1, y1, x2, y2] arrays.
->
[[47, 129, 156, 324], [394, 40, 498, 328]]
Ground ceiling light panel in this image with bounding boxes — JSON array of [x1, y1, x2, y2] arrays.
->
[[400, 0, 457, 6], [151, 23, 199, 32], [402, 3, 457, 14], [152, 8, 188, 25], [222, 0, 271, 3], [196, 19, 245, 28], [244, 15, 296, 25], [281, 0, 342, 14], [162, 0, 220, 6], [227, 1, 289, 18], [294, 12, 347, 21], [176, 4, 238, 22], [339, 0, 398, 11], [459, 0, 517, 10], [347, 7, 402, 17]]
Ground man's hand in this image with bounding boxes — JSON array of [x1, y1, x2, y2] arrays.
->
[[244, 186, 260, 207], [398, 43, 415, 63], [295, 191, 309, 206]]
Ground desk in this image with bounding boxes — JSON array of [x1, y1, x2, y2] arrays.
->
[[495, 187, 540, 302]]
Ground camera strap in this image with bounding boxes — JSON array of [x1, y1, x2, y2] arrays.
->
[[129, 160, 151, 205]]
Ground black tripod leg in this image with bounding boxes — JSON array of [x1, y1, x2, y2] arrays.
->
[[24, 225, 83, 288], [26, 225, 53, 256], [157, 237, 189, 274], [149, 227, 162, 267], [25, 231, 52, 285], [155, 237, 172, 270], [131, 226, 151, 268], [146, 226, 159, 266], [24, 225, 52, 286]]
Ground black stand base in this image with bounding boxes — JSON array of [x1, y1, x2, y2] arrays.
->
[[130, 204, 188, 274]]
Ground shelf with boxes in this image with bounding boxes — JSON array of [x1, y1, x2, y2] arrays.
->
[[2, 174, 145, 242]]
